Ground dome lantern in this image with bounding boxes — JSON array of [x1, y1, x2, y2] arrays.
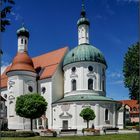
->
[[77, 0, 90, 45], [16, 25, 29, 53]]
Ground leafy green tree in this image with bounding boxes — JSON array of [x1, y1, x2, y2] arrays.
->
[[15, 93, 47, 131], [0, 0, 15, 32], [123, 42, 139, 100], [80, 107, 96, 128]]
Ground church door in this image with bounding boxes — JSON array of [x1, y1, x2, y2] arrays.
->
[[62, 120, 68, 129]]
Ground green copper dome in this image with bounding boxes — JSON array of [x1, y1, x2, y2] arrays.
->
[[63, 44, 107, 67]]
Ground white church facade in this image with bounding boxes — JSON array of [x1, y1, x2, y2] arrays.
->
[[0, 2, 123, 131]]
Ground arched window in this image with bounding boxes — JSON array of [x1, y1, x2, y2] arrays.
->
[[88, 79, 93, 90], [9, 101, 14, 117], [105, 109, 109, 121], [72, 79, 76, 91], [102, 68, 105, 76], [21, 38, 23, 44]]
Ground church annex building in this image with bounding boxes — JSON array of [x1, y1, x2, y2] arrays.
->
[[0, 3, 123, 131]]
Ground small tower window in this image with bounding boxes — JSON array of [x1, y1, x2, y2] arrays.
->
[[72, 79, 76, 91], [25, 39, 27, 44], [105, 109, 109, 121], [88, 79, 93, 90], [21, 39, 23, 44]]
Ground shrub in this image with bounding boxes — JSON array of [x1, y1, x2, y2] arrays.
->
[[126, 122, 139, 126], [0, 131, 39, 137], [0, 121, 8, 131], [52, 131, 57, 137]]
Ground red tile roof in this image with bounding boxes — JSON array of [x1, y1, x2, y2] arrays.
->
[[0, 47, 68, 89], [8, 52, 36, 73], [120, 100, 139, 110]]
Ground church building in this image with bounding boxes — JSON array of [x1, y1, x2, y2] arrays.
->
[[0, 2, 122, 131]]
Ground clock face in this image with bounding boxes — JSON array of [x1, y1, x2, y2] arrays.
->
[[61, 104, 70, 111]]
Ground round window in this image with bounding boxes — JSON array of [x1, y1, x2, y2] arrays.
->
[[28, 86, 33, 92], [72, 67, 76, 72], [88, 66, 93, 72]]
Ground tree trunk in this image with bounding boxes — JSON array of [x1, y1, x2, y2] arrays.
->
[[30, 118, 33, 131], [87, 120, 89, 128]]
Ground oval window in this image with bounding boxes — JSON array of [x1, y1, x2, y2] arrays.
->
[[88, 66, 93, 72], [72, 67, 76, 72], [41, 87, 46, 94], [28, 86, 33, 92]]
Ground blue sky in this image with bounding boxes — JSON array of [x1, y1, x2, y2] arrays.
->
[[1, 0, 139, 100]]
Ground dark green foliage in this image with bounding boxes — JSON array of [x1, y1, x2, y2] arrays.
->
[[52, 131, 57, 137], [0, 131, 39, 137], [123, 42, 139, 100], [0, 121, 8, 131], [15, 93, 47, 130], [0, 0, 15, 32], [80, 108, 96, 128]]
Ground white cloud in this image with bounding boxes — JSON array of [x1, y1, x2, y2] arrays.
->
[[107, 71, 123, 78], [11, 12, 23, 21], [108, 80, 123, 85], [1, 61, 10, 74]]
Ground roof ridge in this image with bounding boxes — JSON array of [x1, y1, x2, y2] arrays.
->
[[32, 46, 68, 60]]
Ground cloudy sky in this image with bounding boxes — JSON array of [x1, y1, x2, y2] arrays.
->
[[1, 0, 139, 100]]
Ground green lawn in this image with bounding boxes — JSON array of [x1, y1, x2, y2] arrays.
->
[[1, 133, 139, 140]]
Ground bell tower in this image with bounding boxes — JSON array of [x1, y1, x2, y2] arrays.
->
[[17, 24, 29, 53]]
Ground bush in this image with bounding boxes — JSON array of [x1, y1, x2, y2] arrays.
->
[[0, 120, 8, 131], [126, 122, 139, 126], [52, 131, 57, 137], [0, 131, 39, 137]]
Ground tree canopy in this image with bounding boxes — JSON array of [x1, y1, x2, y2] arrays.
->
[[123, 42, 139, 100], [80, 107, 96, 128], [15, 93, 47, 130], [1, 0, 15, 32]]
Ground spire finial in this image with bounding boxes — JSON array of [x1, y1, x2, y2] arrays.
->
[[81, 0, 86, 17], [82, 0, 85, 11]]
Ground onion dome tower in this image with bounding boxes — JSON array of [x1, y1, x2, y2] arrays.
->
[[7, 25, 35, 73], [6, 25, 37, 130]]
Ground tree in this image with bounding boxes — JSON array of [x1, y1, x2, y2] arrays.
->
[[123, 42, 139, 100], [15, 93, 47, 131], [80, 107, 96, 128], [0, 0, 15, 32]]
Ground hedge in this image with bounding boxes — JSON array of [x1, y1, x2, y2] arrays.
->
[[0, 131, 39, 137]]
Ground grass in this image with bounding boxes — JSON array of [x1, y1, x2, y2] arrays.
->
[[0, 133, 139, 140]]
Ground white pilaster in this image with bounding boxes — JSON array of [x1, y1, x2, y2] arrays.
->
[[95, 104, 100, 128]]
